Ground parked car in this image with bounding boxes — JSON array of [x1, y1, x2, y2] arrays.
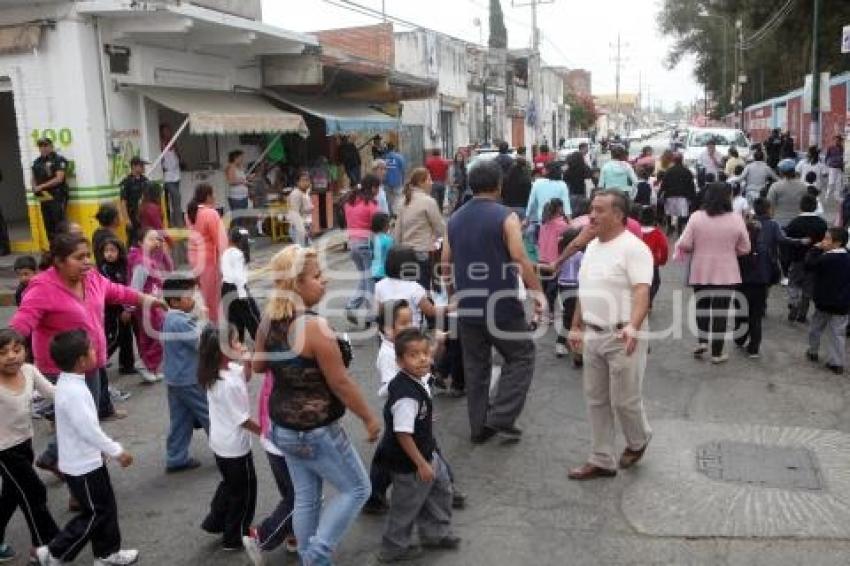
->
[[682, 127, 750, 171]]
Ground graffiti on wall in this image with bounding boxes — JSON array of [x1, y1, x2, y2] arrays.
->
[[109, 129, 141, 185], [30, 128, 76, 179]]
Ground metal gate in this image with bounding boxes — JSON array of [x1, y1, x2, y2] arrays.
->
[[400, 124, 424, 170]]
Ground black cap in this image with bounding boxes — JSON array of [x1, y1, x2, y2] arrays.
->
[[36, 138, 53, 147], [130, 157, 149, 167]]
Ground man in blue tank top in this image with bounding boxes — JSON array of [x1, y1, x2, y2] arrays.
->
[[441, 160, 545, 444]]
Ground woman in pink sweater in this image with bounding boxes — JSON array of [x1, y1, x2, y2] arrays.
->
[[11, 231, 166, 473], [676, 183, 751, 363]]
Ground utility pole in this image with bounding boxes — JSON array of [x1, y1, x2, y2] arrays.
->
[[513, 0, 554, 146], [810, 0, 822, 147], [612, 33, 623, 135], [381, 0, 387, 21], [736, 18, 744, 131]]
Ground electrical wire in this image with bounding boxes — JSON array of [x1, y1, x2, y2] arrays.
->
[[737, 0, 796, 51]]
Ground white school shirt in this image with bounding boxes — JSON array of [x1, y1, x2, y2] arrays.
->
[[208, 362, 252, 458], [0, 364, 54, 450], [391, 373, 432, 434], [732, 196, 750, 216], [374, 278, 428, 328], [55, 372, 123, 476], [578, 230, 654, 328], [221, 247, 248, 298], [376, 335, 398, 398]]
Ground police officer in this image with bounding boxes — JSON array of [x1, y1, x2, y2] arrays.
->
[[31, 138, 69, 242], [119, 156, 150, 246]]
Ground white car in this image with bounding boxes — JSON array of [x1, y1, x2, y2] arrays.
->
[[682, 128, 750, 172], [557, 137, 591, 159]]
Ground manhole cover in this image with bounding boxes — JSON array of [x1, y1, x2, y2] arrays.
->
[[696, 441, 822, 490]]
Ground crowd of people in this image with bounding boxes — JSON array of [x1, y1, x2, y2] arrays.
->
[[0, 126, 848, 565]]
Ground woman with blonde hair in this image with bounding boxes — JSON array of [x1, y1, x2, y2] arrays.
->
[[392, 167, 445, 291], [251, 244, 380, 566]]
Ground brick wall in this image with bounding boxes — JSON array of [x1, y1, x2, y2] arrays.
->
[[316, 23, 393, 66]]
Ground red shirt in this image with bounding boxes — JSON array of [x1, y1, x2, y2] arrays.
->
[[425, 156, 450, 183], [641, 227, 669, 267], [533, 152, 554, 172]]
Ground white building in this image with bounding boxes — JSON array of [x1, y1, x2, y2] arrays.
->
[[0, 0, 314, 251], [394, 30, 470, 162]]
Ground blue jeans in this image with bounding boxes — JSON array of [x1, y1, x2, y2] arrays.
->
[[271, 422, 370, 565], [38, 370, 100, 467], [165, 384, 210, 469], [345, 242, 373, 311]]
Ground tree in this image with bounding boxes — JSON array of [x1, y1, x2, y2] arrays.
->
[[658, 0, 850, 118], [566, 90, 598, 133], [489, 0, 508, 49]]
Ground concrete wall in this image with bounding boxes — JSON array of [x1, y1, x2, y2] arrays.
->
[[395, 31, 469, 153], [185, 0, 262, 20]]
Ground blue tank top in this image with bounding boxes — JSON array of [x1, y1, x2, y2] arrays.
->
[[448, 198, 524, 324]]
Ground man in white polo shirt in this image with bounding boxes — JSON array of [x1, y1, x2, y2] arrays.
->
[[565, 189, 654, 480]]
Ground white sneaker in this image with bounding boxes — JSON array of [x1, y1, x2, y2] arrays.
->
[[138, 368, 161, 383], [711, 354, 729, 364], [35, 546, 61, 565], [242, 534, 265, 566], [554, 343, 567, 358], [94, 549, 139, 566]]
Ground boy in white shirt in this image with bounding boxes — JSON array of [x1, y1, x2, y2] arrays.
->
[[36, 330, 137, 566]]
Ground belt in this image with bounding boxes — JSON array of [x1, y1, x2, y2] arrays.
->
[[584, 322, 627, 333]]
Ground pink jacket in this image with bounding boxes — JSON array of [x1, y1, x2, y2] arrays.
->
[[676, 210, 751, 286], [538, 216, 569, 263], [11, 268, 140, 375]]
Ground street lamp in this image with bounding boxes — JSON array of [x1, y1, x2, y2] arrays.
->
[[698, 13, 729, 118]]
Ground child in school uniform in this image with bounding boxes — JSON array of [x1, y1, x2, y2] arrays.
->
[[805, 227, 850, 375], [198, 326, 259, 551], [241, 369, 297, 564], [365, 302, 465, 515], [639, 206, 669, 309], [98, 237, 136, 379], [13, 256, 37, 365], [128, 228, 173, 383], [161, 275, 209, 473], [35, 330, 137, 566], [375, 328, 460, 563], [553, 229, 585, 367], [804, 172, 825, 218], [221, 227, 261, 341], [0, 329, 58, 563]]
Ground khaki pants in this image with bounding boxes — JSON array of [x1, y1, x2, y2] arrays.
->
[[582, 329, 651, 470]]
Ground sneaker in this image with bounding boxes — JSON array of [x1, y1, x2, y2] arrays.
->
[[826, 364, 844, 375], [0, 543, 14, 563], [242, 531, 265, 566], [554, 343, 567, 358], [138, 368, 161, 384], [109, 387, 131, 402], [451, 490, 467, 509], [378, 546, 423, 563], [494, 425, 523, 444], [94, 550, 139, 566], [806, 351, 819, 363], [693, 344, 708, 358], [284, 535, 298, 553], [781, 277, 789, 286], [710, 354, 729, 365], [747, 352, 761, 359], [34, 546, 60, 566]]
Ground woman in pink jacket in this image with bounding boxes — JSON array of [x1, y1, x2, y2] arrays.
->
[[187, 183, 227, 323], [11, 231, 166, 476], [676, 183, 751, 363]]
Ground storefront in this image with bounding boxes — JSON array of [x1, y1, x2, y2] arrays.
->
[[0, 1, 317, 251]]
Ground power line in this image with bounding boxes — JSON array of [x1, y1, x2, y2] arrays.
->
[[737, 0, 796, 50]]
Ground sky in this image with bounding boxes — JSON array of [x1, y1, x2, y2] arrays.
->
[[262, 0, 701, 111]]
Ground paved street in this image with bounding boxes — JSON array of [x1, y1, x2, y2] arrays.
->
[[2, 233, 850, 566]]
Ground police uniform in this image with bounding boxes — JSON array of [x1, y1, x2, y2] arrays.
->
[[31, 151, 69, 241], [119, 174, 149, 245]]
